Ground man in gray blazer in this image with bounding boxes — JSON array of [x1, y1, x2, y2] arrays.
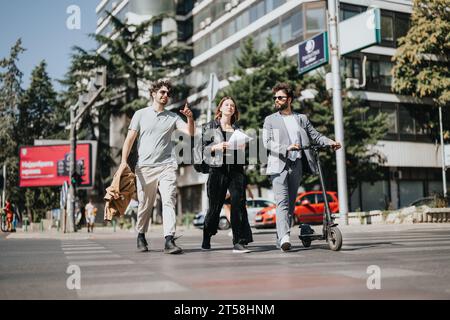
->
[[262, 83, 341, 252]]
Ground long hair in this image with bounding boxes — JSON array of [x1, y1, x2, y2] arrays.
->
[[214, 96, 239, 124]]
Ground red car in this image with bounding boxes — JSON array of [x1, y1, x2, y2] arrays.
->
[[254, 191, 339, 228]]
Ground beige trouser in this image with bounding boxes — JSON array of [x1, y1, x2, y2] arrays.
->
[[135, 164, 177, 237]]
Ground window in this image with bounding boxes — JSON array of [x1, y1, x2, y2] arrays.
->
[[306, 6, 326, 33], [281, 15, 292, 43], [297, 194, 317, 205], [250, 1, 265, 23], [236, 10, 250, 30], [384, 108, 398, 134], [269, 23, 281, 44], [399, 105, 415, 135], [399, 181, 424, 207], [317, 193, 334, 204], [291, 10, 303, 39], [395, 15, 410, 41], [379, 61, 393, 88], [381, 15, 394, 42]]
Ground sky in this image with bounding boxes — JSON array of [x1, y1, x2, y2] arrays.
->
[[0, 0, 98, 92]]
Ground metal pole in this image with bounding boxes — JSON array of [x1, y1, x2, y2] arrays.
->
[[68, 106, 77, 233], [2, 163, 6, 209], [327, 0, 349, 225], [439, 106, 447, 196]]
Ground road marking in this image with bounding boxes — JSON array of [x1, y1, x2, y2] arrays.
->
[[77, 280, 189, 298], [333, 268, 430, 279], [64, 250, 112, 254], [68, 260, 134, 267], [79, 270, 155, 279], [63, 247, 105, 251], [65, 254, 121, 260], [342, 245, 450, 255]]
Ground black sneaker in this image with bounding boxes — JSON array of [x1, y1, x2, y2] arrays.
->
[[137, 233, 148, 252], [232, 243, 250, 253], [164, 236, 183, 254]]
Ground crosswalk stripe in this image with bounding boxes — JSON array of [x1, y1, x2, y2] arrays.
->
[[63, 247, 105, 251], [64, 250, 112, 254], [79, 270, 155, 279], [65, 254, 121, 260], [68, 260, 134, 267], [342, 245, 450, 254], [77, 280, 188, 298]]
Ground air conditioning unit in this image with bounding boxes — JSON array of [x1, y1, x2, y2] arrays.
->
[[345, 78, 360, 89], [200, 20, 206, 29], [225, 3, 232, 11], [204, 17, 212, 26], [231, 0, 239, 7]]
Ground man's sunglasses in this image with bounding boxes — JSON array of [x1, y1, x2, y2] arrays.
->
[[159, 90, 170, 97], [273, 96, 288, 101]]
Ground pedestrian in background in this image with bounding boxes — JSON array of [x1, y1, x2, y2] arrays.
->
[[85, 198, 97, 233]]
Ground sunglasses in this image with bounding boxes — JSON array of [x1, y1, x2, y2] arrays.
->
[[273, 96, 288, 101], [158, 90, 170, 97]]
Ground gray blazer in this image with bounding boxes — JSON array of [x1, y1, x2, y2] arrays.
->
[[262, 112, 333, 175]]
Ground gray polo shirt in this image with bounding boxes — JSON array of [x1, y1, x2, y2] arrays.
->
[[129, 107, 187, 167]]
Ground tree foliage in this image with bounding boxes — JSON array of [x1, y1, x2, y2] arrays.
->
[[392, 0, 450, 107]]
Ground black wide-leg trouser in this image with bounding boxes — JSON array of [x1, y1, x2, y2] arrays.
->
[[204, 166, 253, 245]]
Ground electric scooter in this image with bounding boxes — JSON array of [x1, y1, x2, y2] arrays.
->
[[298, 144, 343, 251]]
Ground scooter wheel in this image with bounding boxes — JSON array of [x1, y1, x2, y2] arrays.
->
[[301, 238, 312, 248], [328, 227, 343, 251]]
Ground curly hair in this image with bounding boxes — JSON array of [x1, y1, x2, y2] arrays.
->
[[150, 79, 172, 95], [272, 82, 294, 99]]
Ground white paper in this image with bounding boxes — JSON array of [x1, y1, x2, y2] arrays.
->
[[227, 130, 253, 150]]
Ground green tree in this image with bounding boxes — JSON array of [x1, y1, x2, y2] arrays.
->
[[17, 61, 63, 221], [392, 0, 450, 107], [221, 38, 389, 200], [0, 39, 25, 206]]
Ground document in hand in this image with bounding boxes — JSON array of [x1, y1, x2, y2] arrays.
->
[[228, 130, 253, 149]]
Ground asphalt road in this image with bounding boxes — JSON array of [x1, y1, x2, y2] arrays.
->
[[1, 224, 450, 300]]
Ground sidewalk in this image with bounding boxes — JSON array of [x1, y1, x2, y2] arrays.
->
[[4, 222, 450, 240]]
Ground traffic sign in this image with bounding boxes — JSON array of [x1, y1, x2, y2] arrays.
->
[[339, 8, 381, 56], [298, 32, 328, 75]]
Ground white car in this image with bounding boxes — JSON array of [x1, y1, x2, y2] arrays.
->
[[193, 198, 275, 229]]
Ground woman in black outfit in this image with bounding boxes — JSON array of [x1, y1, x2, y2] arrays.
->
[[201, 96, 253, 253]]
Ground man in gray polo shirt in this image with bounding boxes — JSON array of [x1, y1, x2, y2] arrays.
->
[[119, 80, 194, 254]]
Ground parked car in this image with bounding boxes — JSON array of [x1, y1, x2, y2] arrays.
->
[[254, 191, 339, 228], [192, 198, 275, 229], [246, 198, 276, 226], [408, 195, 450, 208]]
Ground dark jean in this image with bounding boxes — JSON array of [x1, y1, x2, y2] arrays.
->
[[204, 165, 253, 245]]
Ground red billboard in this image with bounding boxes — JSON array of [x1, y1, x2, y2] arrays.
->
[[19, 144, 92, 187]]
